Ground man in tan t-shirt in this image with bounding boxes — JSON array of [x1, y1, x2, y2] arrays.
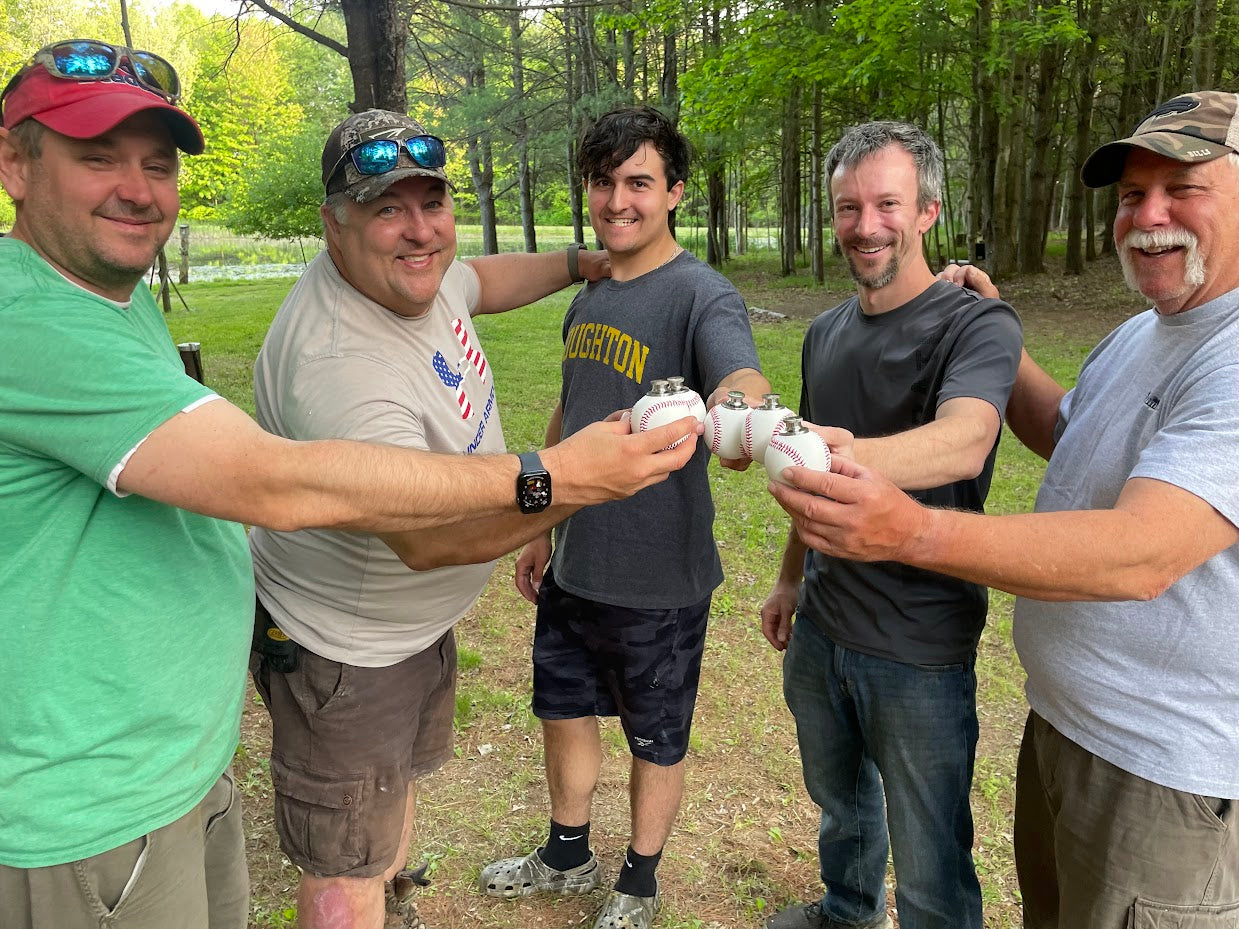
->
[[249, 109, 618, 929]]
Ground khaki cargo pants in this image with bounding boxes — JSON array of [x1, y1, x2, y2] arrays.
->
[[0, 770, 248, 929]]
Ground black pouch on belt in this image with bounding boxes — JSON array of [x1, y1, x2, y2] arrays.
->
[[252, 599, 301, 674]]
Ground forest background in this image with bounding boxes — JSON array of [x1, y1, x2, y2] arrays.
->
[[3, 0, 1236, 279], [1, 1, 1231, 927]]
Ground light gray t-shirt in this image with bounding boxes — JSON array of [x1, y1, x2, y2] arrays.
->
[[250, 251, 504, 667], [1014, 286, 1239, 797]]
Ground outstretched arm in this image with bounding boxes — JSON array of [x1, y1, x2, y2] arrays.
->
[[840, 396, 1001, 491], [468, 248, 609, 315], [768, 457, 1238, 602], [378, 403, 569, 570], [117, 398, 700, 534]]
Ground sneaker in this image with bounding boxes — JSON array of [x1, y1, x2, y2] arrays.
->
[[479, 849, 602, 898], [764, 901, 893, 929]]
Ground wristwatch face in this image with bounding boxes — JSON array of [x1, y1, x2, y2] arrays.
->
[[519, 473, 551, 513], [517, 452, 552, 513]]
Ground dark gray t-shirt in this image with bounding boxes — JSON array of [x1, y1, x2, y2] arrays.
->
[[550, 251, 762, 608], [799, 280, 1022, 664]]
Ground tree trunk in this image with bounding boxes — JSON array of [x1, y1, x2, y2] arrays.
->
[[1066, 0, 1100, 275], [661, 28, 679, 119], [340, 0, 409, 112], [510, 10, 536, 252], [464, 64, 497, 255], [563, 10, 585, 244], [810, 83, 824, 284], [780, 85, 802, 276], [970, 0, 997, 268], [1018, 41, 1062, 273]]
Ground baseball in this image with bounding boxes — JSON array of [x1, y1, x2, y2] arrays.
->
[[631, 379, 706, 450], [707, 391, 750, 459], [765, 423, 831, 486], [744, 396, 794, 464]]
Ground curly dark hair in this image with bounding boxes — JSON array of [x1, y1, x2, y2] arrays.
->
[[578, 106, 691, 190]]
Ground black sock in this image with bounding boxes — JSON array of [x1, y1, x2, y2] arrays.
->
[[537, 818, 591, 871], [613, 844, 661, 898]]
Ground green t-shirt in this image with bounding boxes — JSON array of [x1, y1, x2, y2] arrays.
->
[[0, 239, 253, 867]]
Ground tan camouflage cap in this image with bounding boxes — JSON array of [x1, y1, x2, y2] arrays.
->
[[1082, 91, 1239, 188]]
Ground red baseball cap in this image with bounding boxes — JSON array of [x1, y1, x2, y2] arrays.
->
[[2, 64, 204, 155]]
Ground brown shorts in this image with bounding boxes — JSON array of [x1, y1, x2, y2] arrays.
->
[[250, 602, 457, 879]]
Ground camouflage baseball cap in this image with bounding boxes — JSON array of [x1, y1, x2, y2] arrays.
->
[[321, 109, 451, 203], [1081, 91, 1239, 188]]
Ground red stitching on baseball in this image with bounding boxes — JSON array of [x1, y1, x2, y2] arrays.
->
[[638, 398, 697, 433], [709, 409, 724, 452], [768, 437, 806, 468]]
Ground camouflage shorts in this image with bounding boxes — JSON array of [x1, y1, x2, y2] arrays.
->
[[531, 570, 710, 766]]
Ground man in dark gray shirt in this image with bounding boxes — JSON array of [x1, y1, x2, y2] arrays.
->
[[761, 122, 1022, 929]]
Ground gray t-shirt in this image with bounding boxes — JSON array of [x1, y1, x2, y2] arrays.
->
[[799, 280, 1023, 663], [1015, 287, 1239, 797], [250, 252, 504, 667], [550, 251, 762, 608]]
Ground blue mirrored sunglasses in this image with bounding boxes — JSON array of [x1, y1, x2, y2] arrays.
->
[[343, 135, 448, 177], [15, 39, 181, 101]]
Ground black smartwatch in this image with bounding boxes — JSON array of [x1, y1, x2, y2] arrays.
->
[[516, 451, 552, 514]]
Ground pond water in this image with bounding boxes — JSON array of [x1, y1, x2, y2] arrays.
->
[[188, 263, 309, 283]]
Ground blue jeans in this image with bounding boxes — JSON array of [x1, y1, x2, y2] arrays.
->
[[782, 618, 982, 929]]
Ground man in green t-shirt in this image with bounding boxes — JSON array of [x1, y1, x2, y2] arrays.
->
[[0, 40, 700, 929]]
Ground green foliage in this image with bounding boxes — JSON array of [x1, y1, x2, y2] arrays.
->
[[222, 123, 324, 240], [177, 20, 307, 222]]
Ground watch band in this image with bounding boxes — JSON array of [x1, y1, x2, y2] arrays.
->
[[517, 450, 544, 473], [566, 243, 586, 283]]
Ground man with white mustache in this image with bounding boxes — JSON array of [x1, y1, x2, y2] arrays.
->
[[761, 121, 1021, 929], [769, 91, 1239, 929]]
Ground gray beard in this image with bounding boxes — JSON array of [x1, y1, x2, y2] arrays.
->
[[846, 251, 900, 290]]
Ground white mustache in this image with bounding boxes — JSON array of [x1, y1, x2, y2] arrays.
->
[[1121, 227, 1198, 252]]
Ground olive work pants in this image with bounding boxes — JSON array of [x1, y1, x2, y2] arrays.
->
[[1016, 710, 1239, 929]]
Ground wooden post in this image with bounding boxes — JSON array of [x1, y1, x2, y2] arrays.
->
[[179, 224, 190, 284]]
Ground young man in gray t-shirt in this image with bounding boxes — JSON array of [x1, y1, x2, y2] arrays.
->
[[480, 106, 768, 929]]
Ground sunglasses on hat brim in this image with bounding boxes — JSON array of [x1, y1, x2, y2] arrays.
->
[[1, 39, 181, 111], [329, 135, 448, 183]]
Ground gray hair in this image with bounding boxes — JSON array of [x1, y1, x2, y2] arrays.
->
[[323, 191, 353, 228], [825, 121, 944, 212], [8, 119, 46, 159]]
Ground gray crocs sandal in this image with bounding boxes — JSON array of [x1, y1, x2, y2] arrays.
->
[[479, 850, 602, 898], [592, 887, 661, 929]]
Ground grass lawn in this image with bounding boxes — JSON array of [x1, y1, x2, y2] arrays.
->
[[163, 251, 1147, 929]]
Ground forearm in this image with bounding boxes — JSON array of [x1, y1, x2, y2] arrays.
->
[[851, 401, 998, 490], [904, 507, 1185, 601], [709, 367, 771, 407], [468, 250, 576, 314], [382, 405, 572, 569], [1006, 348, 1064, 461], [778, 526, 809, 584], [381, 504, 573, 570]]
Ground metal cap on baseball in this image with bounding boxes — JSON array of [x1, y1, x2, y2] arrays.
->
[[765, 415, 831, 486], [631, 376, 706, 450]]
